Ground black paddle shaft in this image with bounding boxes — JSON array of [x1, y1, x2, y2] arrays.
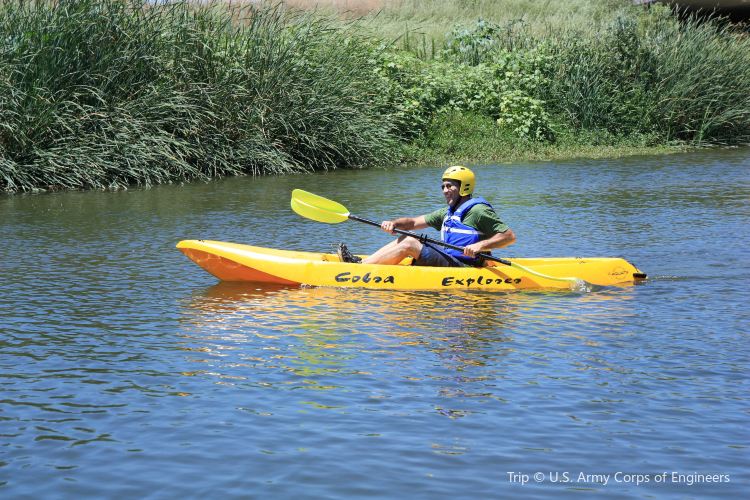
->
[[347, 214, 512, 266]]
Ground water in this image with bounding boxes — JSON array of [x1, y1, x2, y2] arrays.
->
[[1, 149, 748, 498]]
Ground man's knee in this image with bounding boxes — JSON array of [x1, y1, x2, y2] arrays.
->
[[396, 236, 422, 256]]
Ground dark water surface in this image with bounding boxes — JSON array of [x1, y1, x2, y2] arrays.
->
[[2, 150, 748, 498]]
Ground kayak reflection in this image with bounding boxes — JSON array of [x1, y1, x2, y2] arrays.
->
[[179, 283, 524, 380], [183, 281, 524, 338], [178, 283, 639, 418]]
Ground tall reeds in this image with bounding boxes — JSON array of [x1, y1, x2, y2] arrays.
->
[[0, 0, 396, 192], [544, 7, 750, 144], [2, 1, 748, 192]]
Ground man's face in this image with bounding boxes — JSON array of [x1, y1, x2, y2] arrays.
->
[[441, 179, 461, 206]]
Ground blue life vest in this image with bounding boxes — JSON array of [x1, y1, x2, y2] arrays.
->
[[440, 197, 492, 264]]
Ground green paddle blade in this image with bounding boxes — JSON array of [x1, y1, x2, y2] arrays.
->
[[291, 189, 350, 224]]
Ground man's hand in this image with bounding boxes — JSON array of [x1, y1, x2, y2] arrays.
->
[[380, 220, 397, 234], [464, 242, 484, 258]]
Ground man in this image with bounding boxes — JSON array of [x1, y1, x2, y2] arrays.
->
[[338, 166, 515, 267]]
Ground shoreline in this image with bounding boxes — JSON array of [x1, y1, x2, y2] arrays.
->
[[4, 141, 722, 196]]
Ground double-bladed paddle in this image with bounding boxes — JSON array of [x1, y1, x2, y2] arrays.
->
[[290, 189, 588, 289]]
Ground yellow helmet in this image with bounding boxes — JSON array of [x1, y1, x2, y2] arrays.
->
[[442, 165, 475, 196]]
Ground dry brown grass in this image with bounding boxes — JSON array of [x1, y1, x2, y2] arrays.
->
[[220, 0, 392, 18], [270, 0, 637, 45], [282, 0, 392, 17]]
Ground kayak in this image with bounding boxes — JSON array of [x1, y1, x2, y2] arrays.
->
[[176, 240, 647, 291]]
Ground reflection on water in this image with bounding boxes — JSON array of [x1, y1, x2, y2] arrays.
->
[[1, 148, 748, 497], [182, 283, 521, 379], [179, 282, 646, 412]]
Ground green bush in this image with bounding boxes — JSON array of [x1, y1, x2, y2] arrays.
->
[[495, 90, 554, 142], [390, 7, 750, 147], [444, 18, 530, 65], [373, 35, 555, 142]]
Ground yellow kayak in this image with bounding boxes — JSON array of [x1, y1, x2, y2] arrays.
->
[[177, 240, 646, 291]]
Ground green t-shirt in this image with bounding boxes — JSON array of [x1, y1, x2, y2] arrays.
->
[[424, 201, 509, 238]]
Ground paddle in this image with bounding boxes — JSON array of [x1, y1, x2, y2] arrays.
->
[[290, 189, 589, 289]]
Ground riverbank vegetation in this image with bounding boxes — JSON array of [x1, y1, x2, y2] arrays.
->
[[1, 0, 749, 192]]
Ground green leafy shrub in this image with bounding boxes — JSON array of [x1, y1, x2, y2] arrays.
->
[[444, 18, 530, 65], [496, 90, 554, 142], [373, 43, 555, 142], [396, 6, 750, 147]]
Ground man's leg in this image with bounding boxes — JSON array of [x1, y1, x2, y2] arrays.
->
[[362, 236, 423, 265]]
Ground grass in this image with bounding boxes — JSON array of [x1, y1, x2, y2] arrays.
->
[[283, 0, 637, 50], [401, 112, 682, 166], [1, 0, 748, 192], [0, 0, 397, 192], [543, 8, 750, 144], [276, 1, 750, 149]]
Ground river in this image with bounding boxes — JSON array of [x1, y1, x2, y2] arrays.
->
[[1, 149, 748, 498]]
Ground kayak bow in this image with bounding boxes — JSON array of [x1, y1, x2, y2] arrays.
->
[[176, 240, 647, 291]]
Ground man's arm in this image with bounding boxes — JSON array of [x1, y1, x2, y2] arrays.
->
[[464, 229, 516, 257], [380, 215, 429, 234]]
